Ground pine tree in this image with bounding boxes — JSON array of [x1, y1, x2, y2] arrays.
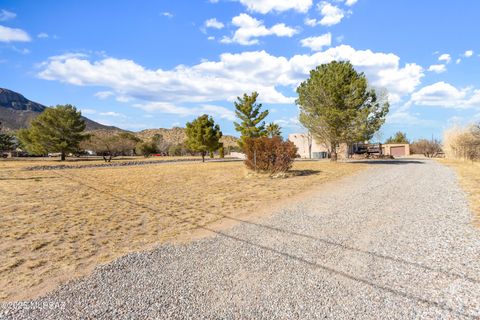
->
[[185, 114, 222, 162], [0, 122, 15, 153], [297, 61, 389, 161], [233, 92, 269, 148], [17, 105, 88, 161]]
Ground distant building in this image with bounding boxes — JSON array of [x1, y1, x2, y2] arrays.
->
[[382, 144, 410, 157], [289, 133, 410, 158], [288, 133, 348, 159]]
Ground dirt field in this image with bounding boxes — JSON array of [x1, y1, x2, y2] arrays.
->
[[440, 159, 480, 227], [0, 158, 364, 301]]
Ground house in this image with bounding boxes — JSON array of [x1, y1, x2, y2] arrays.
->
[[289, 133, 411, 158], [288, 133, 348, 159]]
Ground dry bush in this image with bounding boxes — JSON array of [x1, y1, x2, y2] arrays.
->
[[444, 124, 480, 161], [410, 139, 442, 157], [243, 136, 298, 173]]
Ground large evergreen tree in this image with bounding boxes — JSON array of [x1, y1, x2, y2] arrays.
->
[[296, 61, 389, 161], [185, 114, 222, 162], [17, 104, 88, 161], [234, 92, 269, 148]]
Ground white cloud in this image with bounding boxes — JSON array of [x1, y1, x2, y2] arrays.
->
[[411, 81, 480, 109], [427, 64, 446, 73], [99, 111, 126, 118], [344, 0, 358, 6], [12, 46, 29, 54], [221, 13, 297, 45], [0, 25, 31, 42], [94, 91, 114, 99], [304, 18, 319, 27], [134, 102, 236, 120], [37, 32, 49, 39], [236, 0, 312, 14], [456, 58, 462, 64], [207, 36, 215, 41], [0, 9, 16, 21], [161, 12, 173, 18], [464, 50, 474, 57], [38, 45, 424, 108], [300, 33, 332, 51], [438, 53, 451, 63], [317, 2, 345, 26], [80, 108, 97, 115], [205, 18, 224, 29]]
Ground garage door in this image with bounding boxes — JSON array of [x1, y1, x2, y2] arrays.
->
[[390, 146, 406, 157]]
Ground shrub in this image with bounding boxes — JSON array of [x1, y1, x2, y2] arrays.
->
[[243, 136, 298, 173], [136, 142, 158, 157], [444, 124, 480, 161], [410, 139, 442, 157]]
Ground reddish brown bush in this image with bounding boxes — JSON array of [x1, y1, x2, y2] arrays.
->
[[243, 136, 298, 173]]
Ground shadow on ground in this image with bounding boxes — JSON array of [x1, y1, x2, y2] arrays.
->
[[348, 159, 425, 165]]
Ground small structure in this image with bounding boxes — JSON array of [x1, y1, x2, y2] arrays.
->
[[382, 144, 410, 157]]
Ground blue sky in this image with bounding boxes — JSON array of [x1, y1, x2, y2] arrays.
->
[[1, 0, 479, 141]]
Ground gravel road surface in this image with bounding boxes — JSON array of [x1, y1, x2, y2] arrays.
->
[[2, 159, 480, 319]]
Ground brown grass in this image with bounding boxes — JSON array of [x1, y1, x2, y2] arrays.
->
[[0, 158, 364, 301], [440, 159, 480, 227]]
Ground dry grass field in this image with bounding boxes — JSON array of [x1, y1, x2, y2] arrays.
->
[[0, 158, 365, 301], [440, 159, 480, 227]]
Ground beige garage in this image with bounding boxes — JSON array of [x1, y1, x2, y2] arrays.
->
[[382, 144, 410, 157], [390, 146, 406, 157]]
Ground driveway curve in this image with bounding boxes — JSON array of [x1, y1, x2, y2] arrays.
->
[[2, 159, 480, 319]]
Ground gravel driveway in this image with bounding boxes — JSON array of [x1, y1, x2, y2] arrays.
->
[[2, 159, 480, 319]]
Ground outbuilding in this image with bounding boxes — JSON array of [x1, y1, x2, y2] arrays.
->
[[382, 144, 410, 157]]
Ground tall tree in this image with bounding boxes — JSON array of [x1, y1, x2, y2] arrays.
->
[[266, 122, 282, 138], [297, 61, 389, 161], [185, 114, 222, 162], [385, 131, 410, 144], [0, 122, 15, 153], [234, 92, 269, 148], [17, 105, 88, 161]]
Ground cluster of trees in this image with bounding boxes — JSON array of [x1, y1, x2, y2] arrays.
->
[[444, 124, 480, 161], [12, 104, 228, 162]]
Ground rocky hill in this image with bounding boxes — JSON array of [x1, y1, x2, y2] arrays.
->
[[136, 127, 238, 148], [0, 88, 120, 131]]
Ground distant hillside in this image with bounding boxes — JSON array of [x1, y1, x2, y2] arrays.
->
[[136, 127, 238, 148], [0, 88, 120, 132]]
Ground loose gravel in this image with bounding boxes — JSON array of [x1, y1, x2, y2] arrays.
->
[[2, 159, 480, 319]]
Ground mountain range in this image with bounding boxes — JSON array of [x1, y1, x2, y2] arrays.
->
[[0, 88, 119, 131], [0, 88, 238, 148]]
